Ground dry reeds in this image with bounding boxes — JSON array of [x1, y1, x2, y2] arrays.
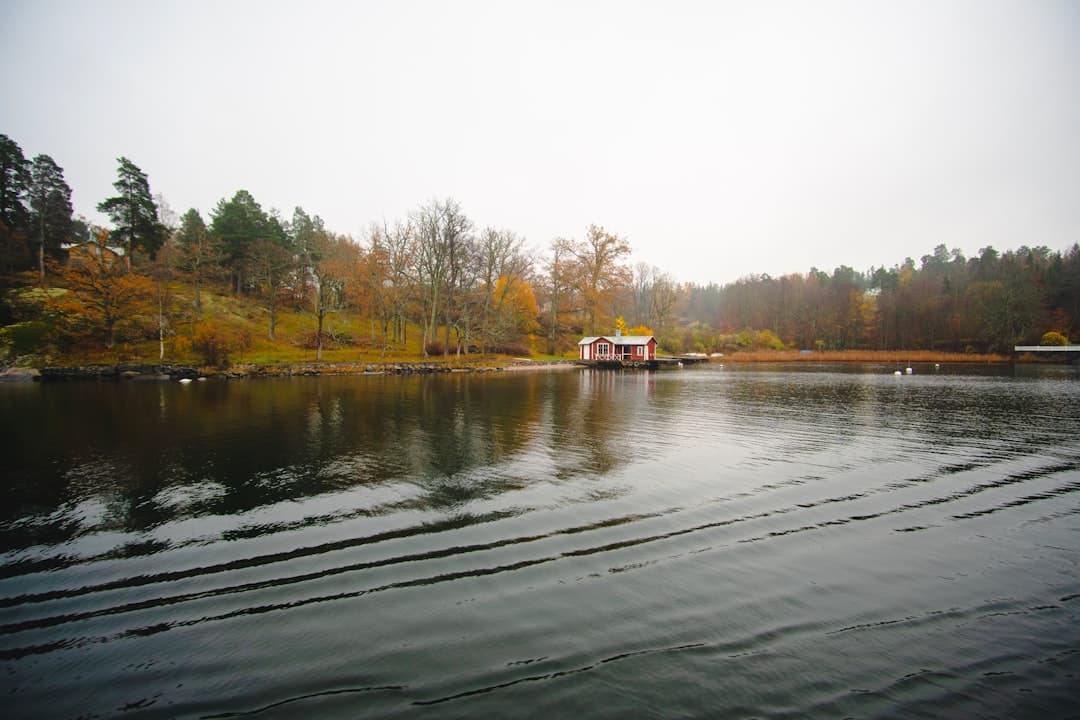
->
[[717, 349, 1010, 363]]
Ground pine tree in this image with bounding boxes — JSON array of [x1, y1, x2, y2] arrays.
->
[[97, 157, 166, 264], [175, 208, 222, 316], [0, 134, 32, 272], [28, 154, 73, 281], [210, 190, 283, 294]]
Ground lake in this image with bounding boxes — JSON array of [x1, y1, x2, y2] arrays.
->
[[1, 363, 1078, 718]]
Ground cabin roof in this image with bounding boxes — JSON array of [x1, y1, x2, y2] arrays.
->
[[578, 335, 655, 346]]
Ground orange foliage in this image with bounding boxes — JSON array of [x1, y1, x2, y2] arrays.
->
[[48, 231, 155, 348]]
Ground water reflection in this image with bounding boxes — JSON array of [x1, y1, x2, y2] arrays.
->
[[2, 364, 1079, 719], [3, 373, 614, 553]]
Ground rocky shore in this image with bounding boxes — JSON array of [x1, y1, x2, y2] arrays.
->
[[6, 360, 580, 382]]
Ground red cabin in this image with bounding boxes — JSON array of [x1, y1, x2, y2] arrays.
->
[[578, 332, 657, 362]]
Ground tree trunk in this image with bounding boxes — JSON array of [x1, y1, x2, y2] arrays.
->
[[193, 265, 202, 318], [316, 308, 325, 361], [159, 293, 165, 361], [38, 221, 45, 285]]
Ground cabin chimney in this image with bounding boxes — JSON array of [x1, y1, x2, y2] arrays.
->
[[615, 327, 622, 337]]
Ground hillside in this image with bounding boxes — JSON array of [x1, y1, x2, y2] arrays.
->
[[0, 275, 553, 370]]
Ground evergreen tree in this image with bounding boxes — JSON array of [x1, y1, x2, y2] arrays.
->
[[97, 156, 166, 263], [175, 208, 221, 315], [210, 190, 286, 294], [28, 154, 73, 281], [0, 134, 32, 272]]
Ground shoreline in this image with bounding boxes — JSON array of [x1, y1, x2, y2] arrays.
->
[[12, 359, 584, 382], [0, 350, 1053, 383]]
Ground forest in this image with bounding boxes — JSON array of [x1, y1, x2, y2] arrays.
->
[[1, 132, 1078, 367]]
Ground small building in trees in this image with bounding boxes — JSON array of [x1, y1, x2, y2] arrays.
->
[[63, 240, 123, 269], [578, 329, 657, 362]]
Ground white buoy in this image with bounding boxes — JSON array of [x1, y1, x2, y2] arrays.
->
[[178, 377, 193, 384], [894, 370, 902, 376], [905, 367, 913, 374]]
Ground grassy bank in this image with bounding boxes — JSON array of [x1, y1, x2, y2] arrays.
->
[[6, 281, 567, 369]]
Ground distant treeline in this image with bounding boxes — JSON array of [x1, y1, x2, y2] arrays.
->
[[1, 131, 1077, 360], [679, 244, 1080, 353]]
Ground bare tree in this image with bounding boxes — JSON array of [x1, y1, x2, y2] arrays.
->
[[543, 238, 575, 355], [478, 227, 529, 353], [308, 231, 354, 361], [247, 238, 294, 340], [651, 271, 681, 336], [411, 198, 472, 357], [631, 262, 655, 328]]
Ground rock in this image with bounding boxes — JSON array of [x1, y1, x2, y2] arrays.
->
[[0, 366, 40, 382], [40, 364, 201, 381]]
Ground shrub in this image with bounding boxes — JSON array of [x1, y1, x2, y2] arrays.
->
[[753, 329, 784, 350], [192, 322, 232, 368], [488, 341, 531, 356], [0, 321, 51, 358], [424, 341, 444, 356], [1040, 331, 1068, 346]]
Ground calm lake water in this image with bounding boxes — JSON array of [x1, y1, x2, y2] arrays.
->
[[2, 363, 1079, 719]]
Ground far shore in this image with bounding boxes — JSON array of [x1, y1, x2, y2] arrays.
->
[[702, 349, 1014, 363]]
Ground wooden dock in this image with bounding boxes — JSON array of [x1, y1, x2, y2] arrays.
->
[[1014, 345, 1080, 363], [578, 355, 712, 370]]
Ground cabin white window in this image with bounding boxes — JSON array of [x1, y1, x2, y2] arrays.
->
[[636, 345, 643, 357], [597, 342, 610, 356]]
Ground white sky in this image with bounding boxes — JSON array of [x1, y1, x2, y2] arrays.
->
[[3, 0, 1079, 285]]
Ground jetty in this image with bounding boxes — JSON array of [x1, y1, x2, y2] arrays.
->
[[578, 355, 712, 370], [1014, 345, 1080, 363]]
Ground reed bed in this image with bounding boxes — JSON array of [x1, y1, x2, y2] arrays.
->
[[717, 349, 1011, 363]]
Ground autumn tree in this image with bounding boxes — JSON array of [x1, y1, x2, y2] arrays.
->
[[541, 238, 575, 355], [28, 154, 73, 282], [448, 233, 483, 357], [366, 219, 415, 352], [477, 227, 529, 353], [147, 241, 178, 361], [50, 229, 154, 348], [97, 157, 166, 265], [490, 275, 539, 348], [307, 231, 355, 360], [567, 224, 631, 335], [247, 237, 295, 340]]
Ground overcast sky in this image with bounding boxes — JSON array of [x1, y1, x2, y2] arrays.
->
[[3, 0, 1079, 285]]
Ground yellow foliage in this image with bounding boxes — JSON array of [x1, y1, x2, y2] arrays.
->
[[493, 275, 540, 334], [1040, 330, 1068, 346]]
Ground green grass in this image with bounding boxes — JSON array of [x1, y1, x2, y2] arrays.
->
[[33, 282, 559, 368]]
